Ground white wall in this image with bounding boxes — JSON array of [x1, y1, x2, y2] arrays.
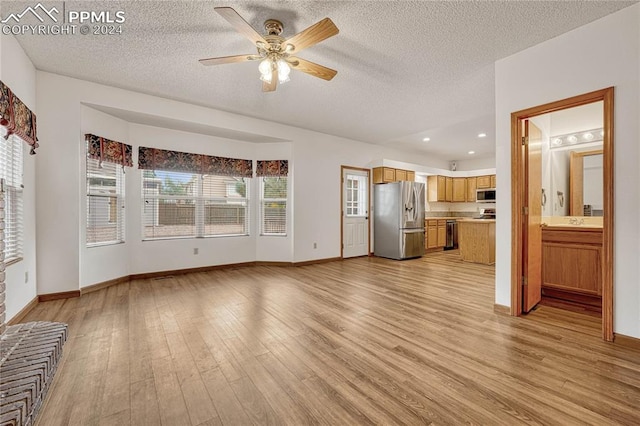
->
[[80, 106, 130, 286], [35, 72, 447, 293], [495, 4, 640, 337], [1, 34, 38, 319], [455, 157, 496, 171]]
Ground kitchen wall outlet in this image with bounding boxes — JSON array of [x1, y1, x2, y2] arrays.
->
[[25, 271, 29, 283], [313, 242, 317, 249], [193, 248, 199, 255]]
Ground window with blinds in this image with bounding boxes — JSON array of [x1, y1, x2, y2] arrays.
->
[[261, 177, 287, 236], [0, 133, 24, 262], [86, 157, 125, 245], [142, 171, 249, 239]]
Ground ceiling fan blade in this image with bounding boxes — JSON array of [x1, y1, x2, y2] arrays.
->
[[283, 18, 339, 54], [262, 67, 278, 92], [199, 54, 259, 66], [289, 57, 337, 81], [215, 7, 268, 47]]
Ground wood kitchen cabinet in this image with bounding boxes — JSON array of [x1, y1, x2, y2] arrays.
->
[[445, 177, 453, 202], [476, 175, 492, 189], [372, 167, 415, 183], [466, 177, 477, 202], [437, 220, 447, 247], [426, 220, 438, 249], [427, 175, 447, 202], [428, 174, 494, 202], [452, 178, 466, 202], [372, 167, 395, 183]]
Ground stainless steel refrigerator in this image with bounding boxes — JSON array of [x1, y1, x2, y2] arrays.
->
[[374, 181, 425, 260]]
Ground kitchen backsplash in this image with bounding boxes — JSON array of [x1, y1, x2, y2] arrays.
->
[[424, 211, 477, 218], [426, 201, 496, 214]]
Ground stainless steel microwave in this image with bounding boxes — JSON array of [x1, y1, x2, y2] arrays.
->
[[476, 188, 496, 203]]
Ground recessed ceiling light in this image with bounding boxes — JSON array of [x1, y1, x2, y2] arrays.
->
[[468, 150, 475, 155], [422, 137, 430, 142], [477, 133, 487, 138]]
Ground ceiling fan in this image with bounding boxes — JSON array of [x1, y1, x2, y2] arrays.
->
[[199, 7, 339, 92]]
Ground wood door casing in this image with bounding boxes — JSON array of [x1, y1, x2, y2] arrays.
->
[[523, 120, 543, 312], [510, 87, 614, 341]]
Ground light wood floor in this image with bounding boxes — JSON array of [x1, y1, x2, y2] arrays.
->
[[26, 250, 640, 425]]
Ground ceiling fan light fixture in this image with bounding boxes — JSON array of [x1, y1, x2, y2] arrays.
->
[[277, 59, 291, 84], [259, 58, 273, 83]]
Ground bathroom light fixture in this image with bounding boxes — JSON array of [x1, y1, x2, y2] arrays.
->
[[582, 132, 594, 140], [477, 133, 486, 138], [549, 127, 604, 149]]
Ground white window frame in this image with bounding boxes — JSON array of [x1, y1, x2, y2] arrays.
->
[[86, 157, 126, 247], [260, 176, 287, 236], [142, 171, 250, 240], [1, 132, 24, 264]]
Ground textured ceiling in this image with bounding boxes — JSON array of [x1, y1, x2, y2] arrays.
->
[[3, 0, 636, 161]]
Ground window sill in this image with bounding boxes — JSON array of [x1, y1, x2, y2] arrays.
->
[[260, 234, 288, 237], [87, 241, 125, 248], [142, 234, 250, 242]]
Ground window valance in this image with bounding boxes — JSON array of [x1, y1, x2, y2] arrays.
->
[[0, 80, 39, 155], [256, 160, 288, 177], [138, 146, 253, 177], [85, 134, 133, 167]]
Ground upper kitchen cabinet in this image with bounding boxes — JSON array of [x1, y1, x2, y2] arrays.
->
[[490, 174, 496, 188], [477, 175, 492, 189], [445, 177, 453, 202], [427, 175, 447, 202], [466, 177, 477, 202], [372, 167, 415, 184], [452, 178, 466, 202], [373, 167, 395, 183]]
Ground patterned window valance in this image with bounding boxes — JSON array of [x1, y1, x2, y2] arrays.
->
[[1, 80, 39, 155], [138, 146, 253, 177], [256, 160, 289, 177], [85, 134, 133, 167]]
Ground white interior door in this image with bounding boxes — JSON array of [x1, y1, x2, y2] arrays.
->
[[342, 169, 369, 258]]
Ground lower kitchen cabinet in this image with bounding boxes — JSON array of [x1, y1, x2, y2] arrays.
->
[[437, 220, 447, 247], [426, 220, 438, 249], [425, 219, 448, 250]]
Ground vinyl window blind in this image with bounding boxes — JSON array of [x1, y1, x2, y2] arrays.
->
[[86, 157, 125, 245], [261, 177, 287, 235], [142, 171, 249, 239], [0, 132, 24, 262]]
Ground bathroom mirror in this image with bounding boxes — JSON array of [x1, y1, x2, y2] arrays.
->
[[569, 149, 603, 216], [534, 101, 604, 218]]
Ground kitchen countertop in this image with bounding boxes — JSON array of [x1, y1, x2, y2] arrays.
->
[[457, 218, 496, 223]]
